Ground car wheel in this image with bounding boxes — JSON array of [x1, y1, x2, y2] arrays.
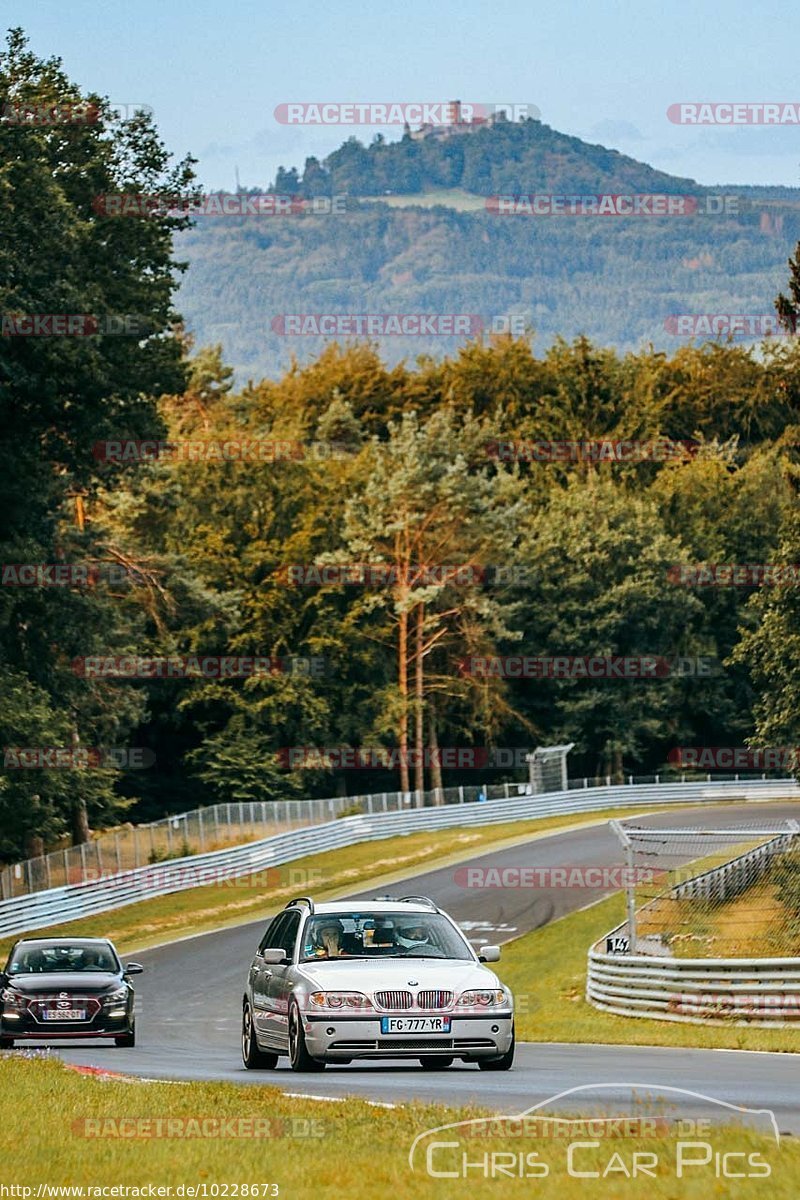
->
[[288, 1000, 324, 1072], [242, 1002, 278, 1070], [478, 1026, 515, 1071], [0, 1037, 14, 1050], [419, 1056, 454, 1069], [115, 1021, 136, 1048]]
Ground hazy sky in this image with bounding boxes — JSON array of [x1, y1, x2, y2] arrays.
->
[[5, 0, 800, 190]]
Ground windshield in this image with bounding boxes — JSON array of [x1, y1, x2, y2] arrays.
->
[[300, 912, 473, 962], [7, 943, 119, 975]]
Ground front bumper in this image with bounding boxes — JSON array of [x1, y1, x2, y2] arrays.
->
[[1, 1003, 133, 1040], [302, 1011, 514, 1059]]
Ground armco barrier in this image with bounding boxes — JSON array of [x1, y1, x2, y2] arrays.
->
[[587, 952, 800, 1026], [588, 826, 800, 1026], [0, 777, 797, 939]]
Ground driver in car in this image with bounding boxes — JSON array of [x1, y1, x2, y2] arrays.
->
[[311, 918, 350, 958], [396, 920, 431, 949]]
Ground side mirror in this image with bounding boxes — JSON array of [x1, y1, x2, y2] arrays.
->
[[0, 972, 7, 987], [261, 947, 288, 965], [123, 963, 144, 976], [478, 945, 501, 963]]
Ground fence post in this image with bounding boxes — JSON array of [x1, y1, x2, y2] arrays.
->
[[115, 833, 122, 873], [79, 842, 87, 883], [198, 809, 205, 852], [63, 847, 69, 885], [458, 786, 464, 804], [44, 855, 52, 890]]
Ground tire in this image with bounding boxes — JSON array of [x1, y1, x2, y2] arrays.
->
[[288, 1000, 324, 1072], [419, 1056, 454, 1069], [0, 1037, 14, 1050], [115, 1021, 136, 1048], [477, 1026, 515, 1071], [242, 1002, 279, 1070]]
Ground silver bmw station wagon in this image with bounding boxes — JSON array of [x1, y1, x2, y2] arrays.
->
[[241, 896, 515, 1072]]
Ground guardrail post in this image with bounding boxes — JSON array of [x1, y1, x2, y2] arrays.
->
[[458, 786, 464, 804]]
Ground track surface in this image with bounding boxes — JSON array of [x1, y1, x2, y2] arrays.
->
[[25, 802, 800, 1131]]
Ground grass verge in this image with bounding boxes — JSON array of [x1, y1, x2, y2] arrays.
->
[[503, 891, 800, 1052], [0, 1056, 796, 1197], [0, 805, 678, 962]]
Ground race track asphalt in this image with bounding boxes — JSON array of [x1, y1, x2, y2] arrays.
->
[[25, 801, 800, 1132]]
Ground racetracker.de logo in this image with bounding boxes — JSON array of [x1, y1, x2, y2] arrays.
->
[[1, 314, 148, 337], [667, 102, 800, 124], [3, 747, 154, 769], [273, 563, 486, 586], [71, 655, 325, 679], [458, 655, 718, 679], [93, 193, 346, 217], [92, 439, 358, 464], [664, 314, 793, 338], [273, 101, 539, 125], [486, 438, 696, 463], [485, 194, 738, 217], [667, 747, 800, 771], [277, 747, 531, 770], [668, 563, 800, 586], [453, 865, 665, 888], [271, 314, 484, 337]]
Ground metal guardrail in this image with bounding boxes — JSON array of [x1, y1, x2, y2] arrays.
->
[[0, 777, 797, 940], [588, 827, 800, 1026], [2, 769, 792, 900], [672, 831, 796, 903]]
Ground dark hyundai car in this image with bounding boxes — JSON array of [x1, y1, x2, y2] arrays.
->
[[0, 937, 143, 1047]]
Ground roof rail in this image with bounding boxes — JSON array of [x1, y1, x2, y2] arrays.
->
[[285, 896, 315, 914], [399, 895, 440, 912]]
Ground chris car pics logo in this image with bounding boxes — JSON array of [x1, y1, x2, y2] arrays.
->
[[408, 1085, 779, 1180]]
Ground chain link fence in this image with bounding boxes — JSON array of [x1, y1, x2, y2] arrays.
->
[[0, 781, 535, 900], [610, 820, 800, 958]]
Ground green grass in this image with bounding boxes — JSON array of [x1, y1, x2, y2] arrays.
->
[[503, 891, 800, 1051], [0, 805, 677, 962], [1, 1056, 796, 1197]]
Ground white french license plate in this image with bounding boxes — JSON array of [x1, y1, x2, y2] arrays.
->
[[380, 1016, 451, 1034], [42, 1009, 86, 1021]]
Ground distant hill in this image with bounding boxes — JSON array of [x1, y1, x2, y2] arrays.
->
[[176, 119, 800, 381]]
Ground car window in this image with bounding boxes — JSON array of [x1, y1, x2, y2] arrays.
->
[[8, 943, 118, 974], [258, 914, 288, 953], [277, 912, 300, 958], [300, 912, 473, 961]]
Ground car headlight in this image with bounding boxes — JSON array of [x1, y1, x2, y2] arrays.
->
[[456, 989, 507, 1008], [308, 991, 373, 1011], [1, 988, 26, 1013], [103, 986, 129, 1005]]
